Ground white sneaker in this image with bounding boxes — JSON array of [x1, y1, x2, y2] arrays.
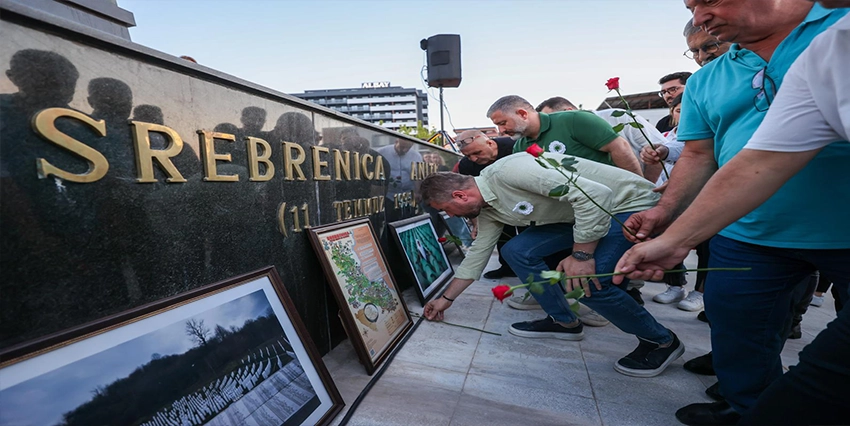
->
[[506, 294, 542, 310], [810, 295, 825, 307], [677, 290, 704, 311], [653, 286, 686, 304]]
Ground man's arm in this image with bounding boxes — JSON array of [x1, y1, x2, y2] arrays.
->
[[600, 136, 644, 177], [615, 147, 821, 282], [423, 278, 474, 320], [622, 138, 716, 242]]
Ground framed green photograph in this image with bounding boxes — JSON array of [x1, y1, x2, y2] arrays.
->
[[389, 214, 454, 304]]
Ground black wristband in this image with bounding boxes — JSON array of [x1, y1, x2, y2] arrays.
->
[[441, 294, 455, 302]]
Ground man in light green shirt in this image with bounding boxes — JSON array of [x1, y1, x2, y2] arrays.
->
[[421, 152, 683, 378]]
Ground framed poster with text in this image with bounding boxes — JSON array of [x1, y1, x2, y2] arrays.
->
[[0, 267, 344, 426], [307, 219, 413, 375], [389, 214, 454, 304]]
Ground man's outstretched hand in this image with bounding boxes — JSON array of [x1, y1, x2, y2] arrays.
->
[[613, 237, 692, 284]]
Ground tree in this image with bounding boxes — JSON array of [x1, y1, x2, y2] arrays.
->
[[184, 318, 210, 346], [397, 121, 437, 142]]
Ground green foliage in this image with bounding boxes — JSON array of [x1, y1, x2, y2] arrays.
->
[[560, 157, 578, 172], [549, 184, 570, 197], [610, 110, 627, 117], [628, 122, 644, 129], [612, 123, 626, 133], [397, 120, 437, 142], [565, 288, 585, 300], [528, 281, 545, 294]]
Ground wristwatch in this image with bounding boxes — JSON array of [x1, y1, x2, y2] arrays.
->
[[571, 250, 594, 261]]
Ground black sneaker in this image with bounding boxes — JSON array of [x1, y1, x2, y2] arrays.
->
[[683, 351, 715, 375], [614, 330, 685, 378], [508, 316, 584, 340], [697, 311, 710, 324], [483, 267, 517, 279]]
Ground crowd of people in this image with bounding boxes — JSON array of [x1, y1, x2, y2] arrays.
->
[[420, 0, 849, 424]]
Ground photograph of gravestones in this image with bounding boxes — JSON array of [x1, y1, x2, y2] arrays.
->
[[0, 290, 320, 426], [397, 221, 451, 293]]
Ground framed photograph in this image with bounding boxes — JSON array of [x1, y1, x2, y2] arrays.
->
[[307, 219, 413, 375], [389, 214, 454, 304], [0, 267, 344, 426]]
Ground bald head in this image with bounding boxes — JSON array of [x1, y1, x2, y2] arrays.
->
[[456, 130, 499, 165]]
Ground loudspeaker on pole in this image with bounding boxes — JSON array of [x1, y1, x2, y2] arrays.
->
[[420, 34, 461, 88]]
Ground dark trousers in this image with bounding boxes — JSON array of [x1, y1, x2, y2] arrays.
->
[[496, 225, 526, 272], [704, 235, 850, 414], [739, 301, 850, 425]]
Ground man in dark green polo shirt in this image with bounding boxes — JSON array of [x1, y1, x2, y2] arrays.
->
[[487, 95, 644, 178]]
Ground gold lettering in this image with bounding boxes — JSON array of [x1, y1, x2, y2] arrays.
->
[[377, 195, 385, 213], [373, 154, 385, 181], [352, 152, 361, 180], [131, 121, 187, 183], [246, 136, 274, 181], [413, 161, 427, 181], [283, 142, 306, 181], [361, 153, 374, 180], [332, 149, 351, 181], [300, 203, 311, 229], [32, 108, 108, 183], [277, 202, 288, 237], [290, 205, 301, 233], [311, 146, 331, 181], [353, 198, 364, 217], [198, 130, 238, 182], [342, 200, 352, 219], [333, 201, 344, 222]]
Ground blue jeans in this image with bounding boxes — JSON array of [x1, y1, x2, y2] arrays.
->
[[705, 235, 850, 414], [501, 213, 671, 344]]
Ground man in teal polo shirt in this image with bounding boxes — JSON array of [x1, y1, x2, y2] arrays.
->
[[613, 1, 850, 424], [486, 95, 644, 178]]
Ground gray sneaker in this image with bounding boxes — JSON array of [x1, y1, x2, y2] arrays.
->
[[576, 304, 610, 327], [506, 294, 542, 310]]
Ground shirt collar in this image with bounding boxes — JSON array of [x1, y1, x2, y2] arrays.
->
[[728, 3, 831, 60], [474, 176, 497, 205], [532, 113, 551, 142]]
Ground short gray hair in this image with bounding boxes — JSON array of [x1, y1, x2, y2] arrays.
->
[[420, 172, 475, 205], [486, 95, 535, 118], [683, 19, 702, 38]]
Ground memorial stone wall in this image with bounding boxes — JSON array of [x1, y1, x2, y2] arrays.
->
[[0, 2, 460, 354]]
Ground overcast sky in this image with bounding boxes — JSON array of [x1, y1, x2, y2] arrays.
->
[[121, 0, 698, 131]]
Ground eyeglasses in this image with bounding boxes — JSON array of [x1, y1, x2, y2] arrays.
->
[[658, 86, 683, 98], [683, 42, 721, 60], [752, 67, 776, 112]]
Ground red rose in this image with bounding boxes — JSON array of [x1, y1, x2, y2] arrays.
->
[[525, 144, 544, 158], [491, 285, 513, 302], [605, 77, 620, 91], [438, 237, 447, 243]]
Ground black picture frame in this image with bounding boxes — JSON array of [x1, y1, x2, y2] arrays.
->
[[0, 267, 344, 426], [307, 219, 413, 375], [388, 214, 455, 304]]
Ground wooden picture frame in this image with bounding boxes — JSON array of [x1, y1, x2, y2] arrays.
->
[[307, 219, 413, 375], [0, 267, 344, 426], [389, 214, 455, 304]]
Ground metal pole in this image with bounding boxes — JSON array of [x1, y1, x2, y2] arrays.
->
[[439, 86, 445, 144]]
